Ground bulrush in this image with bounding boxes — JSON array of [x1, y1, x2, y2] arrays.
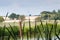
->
[[19, 16, 23, 40]]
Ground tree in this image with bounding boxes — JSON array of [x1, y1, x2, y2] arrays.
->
[[41, 11, 51, 14], [57, 10, 60, 20], [9, 13, 16, 19], [16, 15, 20, 19], [0, 16, 4, 22], [41, 11, 51, 20], [58, 10, 60, 14], [44, 14, 48, 19], [52, 10, 57, 14]]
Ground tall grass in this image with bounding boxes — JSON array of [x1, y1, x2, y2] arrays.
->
[[0, 20, 60, 40], [29, 15, 31, 40], [0, 14, 60, 40]]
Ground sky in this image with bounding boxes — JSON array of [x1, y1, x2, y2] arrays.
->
[[0, 0, 60, 16]]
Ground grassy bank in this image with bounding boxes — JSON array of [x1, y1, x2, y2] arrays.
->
[[0, 20, 60, 40]]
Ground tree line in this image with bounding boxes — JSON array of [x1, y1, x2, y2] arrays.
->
[[0, 10, 60, 22], [9, 13, 25, 20], [0, 13, 25, 22], [41, 10, 60, 20]]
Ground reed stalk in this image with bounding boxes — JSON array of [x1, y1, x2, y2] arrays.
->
[[29, 15, 31, 39]]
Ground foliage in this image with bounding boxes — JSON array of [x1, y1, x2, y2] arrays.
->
[[9, 13, 25, 20], [16, 15, 20, 19], [9, 13, 17, 19], [0, 20, 60, 40], [41, 10, 60, 20], [0, 26, 19, 36]]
